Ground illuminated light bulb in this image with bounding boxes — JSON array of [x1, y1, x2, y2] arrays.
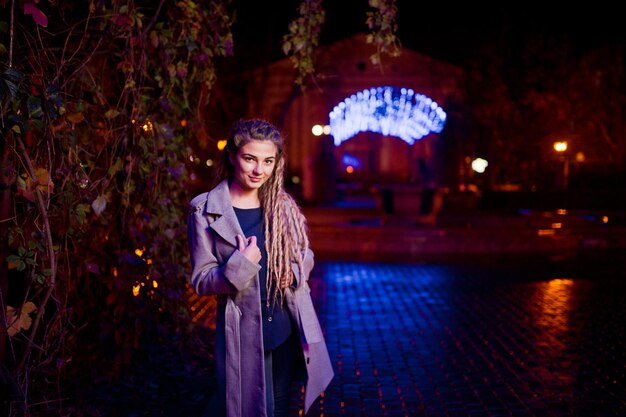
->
[[329, 86, 446, 145], [553, 141, 568, 152], [346, 166, 354, 174], [471, 158, 488, 173], [206, 159, 214, 167], [135, 248, 144, 257], [537, 229, 556, 236], [153, 280, 158, 288], [311, 125, 324, 136], [217, 139, 227, 150], [323, 125, 331, 135], [132, 285, 140, 297]]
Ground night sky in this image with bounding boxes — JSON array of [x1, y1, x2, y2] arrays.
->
[[229, 1, 625, 68]]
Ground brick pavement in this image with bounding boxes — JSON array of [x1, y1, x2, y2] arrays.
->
[[292, 258, 626, 417]]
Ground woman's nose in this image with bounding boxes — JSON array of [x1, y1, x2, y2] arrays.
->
[[253, 163, 263, 174]]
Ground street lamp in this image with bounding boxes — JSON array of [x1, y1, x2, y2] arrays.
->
[[553, 141, 569, 189], [553, 141, 568, 153]]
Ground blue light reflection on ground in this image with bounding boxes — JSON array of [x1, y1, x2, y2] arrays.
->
[[302, 260, 626, 417]]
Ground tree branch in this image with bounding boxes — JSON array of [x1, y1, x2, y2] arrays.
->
[[15, 135, 57, 373]]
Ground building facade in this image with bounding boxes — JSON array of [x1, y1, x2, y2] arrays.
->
[[207, 34, 465, 207]]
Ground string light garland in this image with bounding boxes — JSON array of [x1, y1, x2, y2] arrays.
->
[[329, 86, 447, 146]]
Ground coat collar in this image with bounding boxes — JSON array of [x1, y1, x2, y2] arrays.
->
[[204, 179, 243, 247]]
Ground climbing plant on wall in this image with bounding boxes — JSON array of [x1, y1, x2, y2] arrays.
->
[[0, 0, 399, 414]]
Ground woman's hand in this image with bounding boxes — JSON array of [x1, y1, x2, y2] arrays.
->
[[236, 234, 262, 264]]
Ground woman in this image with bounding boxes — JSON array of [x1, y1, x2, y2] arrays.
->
[[187, 119, 334, 417]]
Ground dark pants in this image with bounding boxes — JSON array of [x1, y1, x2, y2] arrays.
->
[[265, 331, 301, 417]]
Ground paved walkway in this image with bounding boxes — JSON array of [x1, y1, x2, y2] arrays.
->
[[292, 257, 626, 417]]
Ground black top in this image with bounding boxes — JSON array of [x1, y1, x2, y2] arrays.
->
[[233, 206, 292, 351]]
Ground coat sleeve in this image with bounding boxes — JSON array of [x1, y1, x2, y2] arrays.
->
[[187, 205, 260, 296]]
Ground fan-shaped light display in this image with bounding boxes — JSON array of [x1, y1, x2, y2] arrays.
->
[[329, 86, 447, 146]]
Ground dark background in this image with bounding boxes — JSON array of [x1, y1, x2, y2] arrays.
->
[[228, 1, 626, 68]]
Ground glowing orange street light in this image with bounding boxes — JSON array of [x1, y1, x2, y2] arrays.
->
[[553, 141, 569, 189], [553, 141, 568, 152]]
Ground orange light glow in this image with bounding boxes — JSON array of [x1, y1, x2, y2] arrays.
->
[[602, 216, 609, 223], [132, 285, 140, 297], [217, 139, 227, 151], [180, 119, 187, 127], [553, 141, 568, 152], [113, 267, 118, 278], [153, 280, 158, 288], [538, 229, 555, 236], [135, 248, 144, 257], [551, 223, 562, 229], [346, 166, 354, 174], [556, 209, 567, 215], [141, 120, 154, 133]]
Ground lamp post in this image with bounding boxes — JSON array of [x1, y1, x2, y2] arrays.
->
[[553, 141, 569, 190]]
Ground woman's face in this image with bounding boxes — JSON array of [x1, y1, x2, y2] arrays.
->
[[230, 140, 278, 193]]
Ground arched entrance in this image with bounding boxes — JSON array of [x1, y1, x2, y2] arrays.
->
[[337, 132, 411, 184], [329, 86, 447, 212]]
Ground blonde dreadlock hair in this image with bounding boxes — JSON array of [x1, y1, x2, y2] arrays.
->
[[220, 119, 309, 307]]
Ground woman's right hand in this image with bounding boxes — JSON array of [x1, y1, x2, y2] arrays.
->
[[236, 234, 262, 264]]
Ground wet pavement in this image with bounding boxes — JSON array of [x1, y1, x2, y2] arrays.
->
[[291, 256, 626, 417]]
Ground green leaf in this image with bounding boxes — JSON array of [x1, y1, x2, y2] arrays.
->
[[27, 96, 43, 118], [104, 109, 120, 119], [6, 255, 21, 262], [108, 158, 123, 177], [75, 203, 91, 225], [0, 67, 22, 99]]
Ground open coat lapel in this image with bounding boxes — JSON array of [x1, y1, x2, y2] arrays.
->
[[204, 180, 243, 248]]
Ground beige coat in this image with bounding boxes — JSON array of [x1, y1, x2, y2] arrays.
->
[[187, 180, 334, 417]]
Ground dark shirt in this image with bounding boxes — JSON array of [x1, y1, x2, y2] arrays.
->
[[233, 206, 292, 351]]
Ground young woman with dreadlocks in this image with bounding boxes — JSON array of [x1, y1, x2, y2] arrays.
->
[[187, 119, 334, 417]]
